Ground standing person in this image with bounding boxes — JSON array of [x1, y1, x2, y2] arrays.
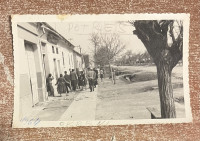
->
[[46, 74, 54, 97], [87, 68, 96, 92], [82, 69, 87, 90], [113, 69, 116, 84], [69, 68, 72, 76], [93, 68, 98, 88], [83, 70, 87, 90], [100, 69, 104, 82], [70, 69, 78, 91], [64, 71, 71, 94], [55, 74, 67, 97], [76, 68, 80, 89], [78, 71, 85, 91]]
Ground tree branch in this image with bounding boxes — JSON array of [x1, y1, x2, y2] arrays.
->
[[169, 22, 176, 42]]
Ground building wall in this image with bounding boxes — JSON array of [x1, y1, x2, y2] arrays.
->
[[76, 55, 82, 70], [18, 37, 33, 119], [58, 40, 75, 72], [83, 55, 90, 68], [38, 29, 76, 92], [17, 23, 46, 118]]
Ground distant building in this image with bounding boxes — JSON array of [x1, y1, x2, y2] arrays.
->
[[83, 55, 90, 68], [17, 22, 85, 118], [73, 50, 83, 70]]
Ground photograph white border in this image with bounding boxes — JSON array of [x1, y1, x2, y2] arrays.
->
[[12, 14, 192, 128]]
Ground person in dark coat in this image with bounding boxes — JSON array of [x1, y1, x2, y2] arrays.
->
[[83, 69, 87, 90], [93, 68, 98, 88], [87, 68, 96, 92], [55, 74, 67, 96], [70, 69, 78, 91], [100, 69, 104, 82], [76, 68, 80, 89], [46, 74, 54, 97], [64, 71, 71, 93], [78, 71, 86, 90]]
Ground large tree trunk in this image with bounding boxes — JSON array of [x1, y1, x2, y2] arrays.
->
[[132, 20, 183, 118], [157, 60, 176, 118]]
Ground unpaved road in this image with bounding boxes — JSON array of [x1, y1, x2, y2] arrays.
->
[[95, 65, 185, 120]]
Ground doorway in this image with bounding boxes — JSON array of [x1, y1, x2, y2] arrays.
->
[[25, 42, 39, 106], [53, 59, 58, 80]]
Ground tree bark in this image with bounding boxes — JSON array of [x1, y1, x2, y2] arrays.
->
[[157, 60, 176, 118], [132, 20, 183, 118]]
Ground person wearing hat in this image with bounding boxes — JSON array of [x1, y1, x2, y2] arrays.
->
[[64, 71, 71, 93], [70, 69, 78, 91], [55, 74, 67, 97], [87, 67, 96, 92], [46, 73, 54, 96], [78, 70, 86, 91], [93, 68, 98, 88], [100, 69, 104, 82]]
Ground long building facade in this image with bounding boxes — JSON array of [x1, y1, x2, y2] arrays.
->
[[17, 22, 85, 118]]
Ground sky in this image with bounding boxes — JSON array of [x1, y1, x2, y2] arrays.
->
[[48, 21, 146, 56]]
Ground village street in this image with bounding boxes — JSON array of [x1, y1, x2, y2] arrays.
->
[[29, 86, 97, 121], [25, 65, 185, 121], [14, 18, 187, 127]]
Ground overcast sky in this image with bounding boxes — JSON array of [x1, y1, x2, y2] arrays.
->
[[48, 21, 146, 55]]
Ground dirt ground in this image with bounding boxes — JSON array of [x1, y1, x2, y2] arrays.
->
[[29, 92, 80, 121], [95, 65, 185, 120]]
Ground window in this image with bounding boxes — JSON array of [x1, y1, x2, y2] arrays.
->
[[56, 48, 59, 54], [69, 55, 71, 66], [41, 42, 46, 54], [62, 52, 65, 66], [41, 42, 46, 47], [52, 46, 55, 53]]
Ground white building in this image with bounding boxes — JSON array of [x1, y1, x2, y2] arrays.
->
[[73, 50, 84, 70], [17, 22, 85, 118]]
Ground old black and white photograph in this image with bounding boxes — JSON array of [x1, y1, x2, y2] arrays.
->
[[12, 14, 191, 128]]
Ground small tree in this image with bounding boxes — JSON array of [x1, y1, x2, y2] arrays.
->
[[95, 46, 109, 66], [125, 50, 133, 65], [90, 33, 101, 65], [131, 20, 183, 118]]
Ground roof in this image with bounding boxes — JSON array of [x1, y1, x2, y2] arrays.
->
[[73, 50, 82, 57], [41, 22, 75, 49]]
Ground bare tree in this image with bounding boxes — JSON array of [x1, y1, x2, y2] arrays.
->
[[90, 33, 125, 81], [90, 33, 125, 65], [130, 20, 183, 118], [101, 34, 125, 70], [90, 33, 101, 65]]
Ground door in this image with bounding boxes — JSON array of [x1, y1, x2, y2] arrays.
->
[[54, 59, 58, 80], [25, 43, 39, 106], [42, 54, 47, 79], [57, 60, 61, 76]]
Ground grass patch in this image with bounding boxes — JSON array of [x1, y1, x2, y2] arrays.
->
[[121, 72, 157, 83]]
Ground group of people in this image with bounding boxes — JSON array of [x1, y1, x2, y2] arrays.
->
[[46, 68, 104, 97]]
